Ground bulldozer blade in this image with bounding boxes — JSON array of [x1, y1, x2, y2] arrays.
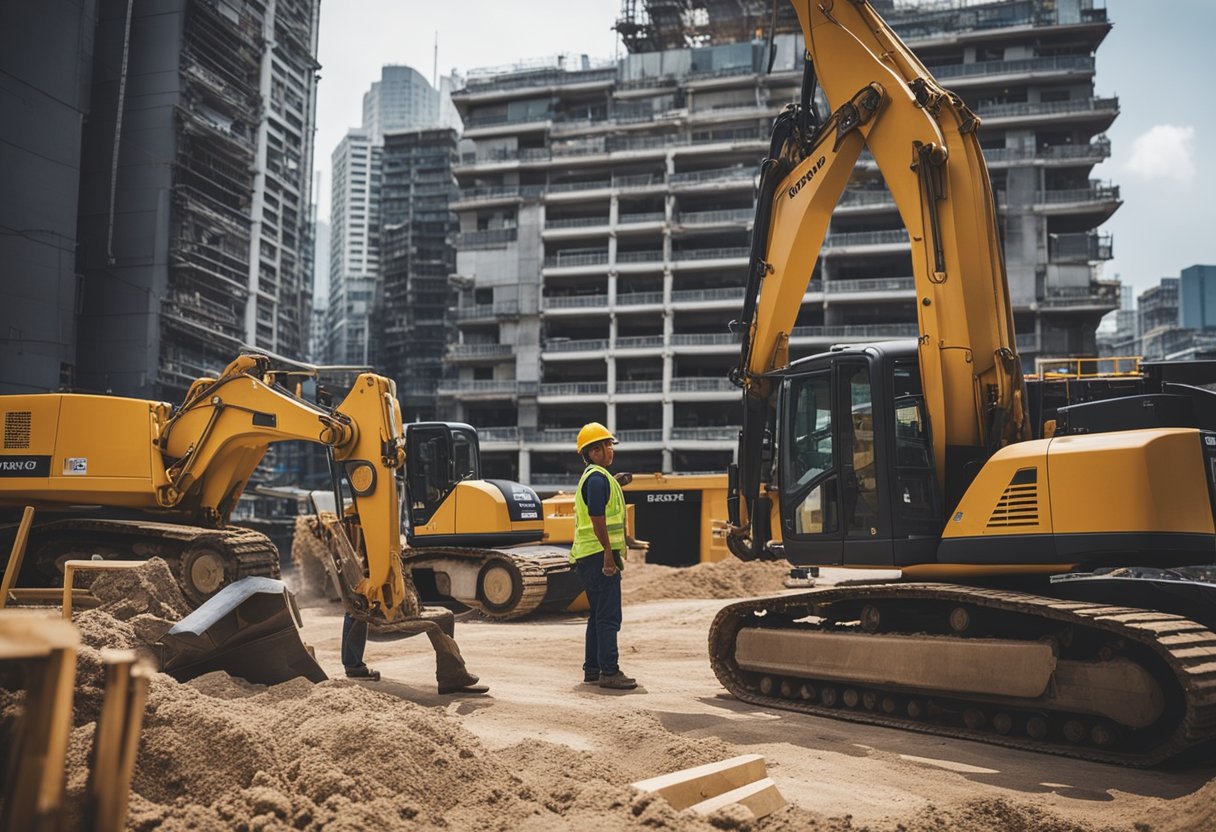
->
[[158, 576, 327, 685]]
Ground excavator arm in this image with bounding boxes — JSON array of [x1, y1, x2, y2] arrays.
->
[[729, 0, 1027, 558], [157, 354, 410, 623]]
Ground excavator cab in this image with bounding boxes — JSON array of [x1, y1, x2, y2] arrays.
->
[[775, 341, 941, 567], [403, 422, 545, 548]]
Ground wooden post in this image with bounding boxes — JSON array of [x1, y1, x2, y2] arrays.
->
[[0, 505, 36, 609]]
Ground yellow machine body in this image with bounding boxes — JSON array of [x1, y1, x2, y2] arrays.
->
[[411, 479, 546, 542], [942, 428, 1214, 557], [0, 395, 169, 511]]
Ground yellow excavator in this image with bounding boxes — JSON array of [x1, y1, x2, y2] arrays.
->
[[715, 0, 1216, 765], [0, 354, 577, 624]]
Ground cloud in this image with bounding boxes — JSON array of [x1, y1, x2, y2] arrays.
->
[[1123, 124, 1197, 181]]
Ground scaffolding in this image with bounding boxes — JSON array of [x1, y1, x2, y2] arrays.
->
[[614, 0, 801, 53]]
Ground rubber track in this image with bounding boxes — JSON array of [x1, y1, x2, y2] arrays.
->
[[23, 518, 280, 595], [403, 545, 574, 620], [709, 583, 1216, 766]]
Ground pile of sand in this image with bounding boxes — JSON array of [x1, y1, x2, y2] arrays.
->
[[622, 557, 792, 603], [289, 515, 337, 599]]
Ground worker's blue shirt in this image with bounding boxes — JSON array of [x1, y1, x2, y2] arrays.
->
[[580, 470, 610, 516]]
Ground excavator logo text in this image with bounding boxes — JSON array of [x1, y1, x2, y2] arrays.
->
[[787, 156, 826, 200]]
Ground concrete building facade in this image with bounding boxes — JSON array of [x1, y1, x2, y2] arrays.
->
[[327, 129, 381, 365], [377, 128, 459, 421], [56, 0, 320, 400], [444, 0, 1121, 488]]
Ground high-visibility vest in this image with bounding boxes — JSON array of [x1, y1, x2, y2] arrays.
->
[[571, 464, 626, 563]]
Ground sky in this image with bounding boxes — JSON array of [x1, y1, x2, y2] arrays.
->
[[312, 0, 1215, 299]]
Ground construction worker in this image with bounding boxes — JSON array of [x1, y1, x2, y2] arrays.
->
[[571, 422, 638, 690]]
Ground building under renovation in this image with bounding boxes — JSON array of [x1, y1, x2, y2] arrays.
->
[[0, 0, 320, 400], [376, 128, 460, 421], [444, 0, 1120, 487]]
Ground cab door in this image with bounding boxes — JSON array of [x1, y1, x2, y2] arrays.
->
[[404, 422, 456, 532], [778, 368, 844, 564], [778, 356, 896, 566]]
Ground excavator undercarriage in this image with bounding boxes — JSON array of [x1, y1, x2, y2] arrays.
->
[[710, 582, 1216, 765], [5, 518, 279, 606]]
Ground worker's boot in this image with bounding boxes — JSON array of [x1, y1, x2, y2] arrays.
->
[[598, 670, 637, 690], [345, 665, 380, 681]]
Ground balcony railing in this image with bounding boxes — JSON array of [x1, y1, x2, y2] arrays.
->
[[452, 300, 520, 321], [826, 277, 916, 294], [527, 428, 578, 444], [545, 338, 609, 352], [673, 247, 750, 261], [1049, 232, 1113, 263], [447, 343, 514, 359], [547, 179, 611, 193], [669, 166, 756, 185], [678, 208, 754, 225], [544, 294, 607, 309], [670, 377, 736, 392], [671, 287, 744, 304], [616, 429, 663, 442], [616, 250, 665, 263], [437, 379, 537, 396], [1040, 281, 1121, 308], [825, 229, 911, 248], [459, 67, 616, 96], [982, 139, 1112, 165], [837, 190, 895, 208], [670, 333, 735, 347], [617, 291, 664, 306], [463, 111, 554, 129], [617, 379, 663, 394], [455, 228, 517, 249], [978, 96, 1118, 121], [929, 55, 1095, 82], [543, 250, 609, 268], [1035, 184, 1120, 205], [791, 323, 920, 339], [539, 382, 609, 396], [478, 427, 522, 442], [454, 185, 543, 203], [671, 426, 737, 441], [619, 212, 666, 224], [615, 335, 664, 349], [545, 216, 609, 229]]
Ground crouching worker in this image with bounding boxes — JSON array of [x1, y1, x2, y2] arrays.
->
[[342, 611, 489, 695], [571, 422, 638, 690]]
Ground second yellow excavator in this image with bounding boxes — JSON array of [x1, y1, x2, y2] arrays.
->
[[714, 0, 1216, 765]]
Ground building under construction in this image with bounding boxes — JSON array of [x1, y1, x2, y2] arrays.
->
[[0, 0, 320, 400], [376, 128, 460, 421], [445, 0, 1119, 487]]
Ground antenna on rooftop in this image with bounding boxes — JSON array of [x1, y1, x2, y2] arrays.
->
[[433, 31, 438, 88]]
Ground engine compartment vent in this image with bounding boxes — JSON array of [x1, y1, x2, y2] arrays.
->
[[4, 412, 32, 449], [987, 467, 1039, 528]]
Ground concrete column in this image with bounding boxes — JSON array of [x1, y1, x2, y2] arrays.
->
[[518, 447, 531, 484]]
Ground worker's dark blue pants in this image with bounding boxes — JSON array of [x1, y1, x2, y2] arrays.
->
[[341, 613, 368, 670], [575, 551, 624, 677]]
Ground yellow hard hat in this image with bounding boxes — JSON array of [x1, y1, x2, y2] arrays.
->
[[576, 422, 617, 453]]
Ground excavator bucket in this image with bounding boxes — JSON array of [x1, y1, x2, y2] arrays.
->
[[158, 576, 327, 685]]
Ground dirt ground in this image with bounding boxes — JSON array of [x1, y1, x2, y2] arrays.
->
[[293, 568, 1216, 832], [4, 557, 1215, 830]]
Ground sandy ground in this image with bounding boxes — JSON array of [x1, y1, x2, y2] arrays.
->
[[4, 557, 1215, 830], [296, 584, 1216, 831]]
